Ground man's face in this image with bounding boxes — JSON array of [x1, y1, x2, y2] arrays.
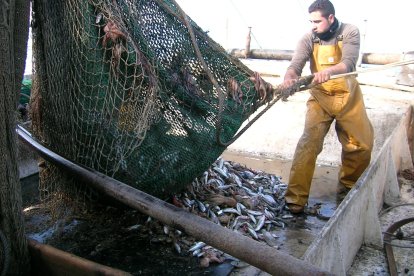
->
[[309, 11, 334, 34]]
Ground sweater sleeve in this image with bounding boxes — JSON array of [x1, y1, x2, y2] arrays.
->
[[287, 33, 314, 76], [340, 24, 360, 72]]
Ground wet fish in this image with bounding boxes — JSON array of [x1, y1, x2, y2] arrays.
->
[[264, 208, 275, 220], [189, 241, 206, 252], [247, 226, 258, 239], [192, 248, 201, 256], [213, 167, 228, 179], [231, 215, 250, 230], [208, 209, 220, 224], [126, 224, 141, 231], [241, 171, 255, 179], [245, 209, 263, 216], [248, 214, 257, 225], [196, 200, 207, 213], [165, 157, 296, 264], [96, 13, 103, 24], [221, 208, 241, 215], [260, 194, 277, 207], [182, 198, 193, 207], [241, 186, 257, 197], [254, 215, 266, 232], [174, 242, 181, 254]]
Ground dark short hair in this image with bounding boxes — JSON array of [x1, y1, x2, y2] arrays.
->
[[308, 0, 335, 18]]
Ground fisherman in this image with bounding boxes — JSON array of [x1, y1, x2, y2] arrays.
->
[[281, 0, 374, 214]]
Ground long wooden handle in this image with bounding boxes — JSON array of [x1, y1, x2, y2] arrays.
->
[[331, 59, 414, 79]]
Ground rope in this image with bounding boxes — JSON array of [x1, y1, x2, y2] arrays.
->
[[215, 74, 314, 147], [169, 0, 232, 146]]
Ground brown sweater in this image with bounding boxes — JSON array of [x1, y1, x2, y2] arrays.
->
[[288, 22, 360, 75]]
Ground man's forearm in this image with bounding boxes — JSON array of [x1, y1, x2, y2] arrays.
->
[[325, 62, 348, 75], [284, 68, 300, 81]]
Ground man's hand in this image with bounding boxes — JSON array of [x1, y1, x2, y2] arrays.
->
[[277, 75, 315, 101], [249, 72, 274, 102], [280, 78, 298, 90], [280, 68, 299, 90], [312, 69, 332, 84]]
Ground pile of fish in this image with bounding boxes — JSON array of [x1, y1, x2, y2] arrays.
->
[[132, 157, 297, 268]]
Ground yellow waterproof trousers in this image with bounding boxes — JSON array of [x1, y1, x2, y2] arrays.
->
[[285, 78, 374, 206]]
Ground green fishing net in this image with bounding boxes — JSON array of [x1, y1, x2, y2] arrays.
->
[[31, 0, 272, 197]]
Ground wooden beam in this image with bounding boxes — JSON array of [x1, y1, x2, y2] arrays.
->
[[227, 49, 404, 65], [28, 239, 130, 276]]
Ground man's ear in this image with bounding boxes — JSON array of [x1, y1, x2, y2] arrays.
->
[[328, 14, 335, 24]]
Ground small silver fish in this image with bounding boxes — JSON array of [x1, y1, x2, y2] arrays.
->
[[260, 194, 277, 206], [96, 13, 103, 24], [203, 171, 209, 185], [231, 215, 250, 229], [213, 167, 228, 179], [233, 175, 243, 187], [246, 209, 263, 216], [192, 248, 201, 256], [189, 241, 206, 252], [182, 198, 193, 207], [271, 220, 285, 228], [126, 224, 140, 231], [254, 215, 266, 232], [236, 202, 247, 211], [222, 208, 241, 215], [264, 208, 275, 220], [247, 227, 258, 239], [196, 200, 207, 213], [208, 210, 220, 224], [174, 242, 181, 254], [217, 157, 224, 169], [217, 184, 236, 190], [248, 214, 257, 225], [241, 186, 257, 197]]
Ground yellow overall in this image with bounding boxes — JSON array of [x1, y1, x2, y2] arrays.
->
[[285, 39, 374, 207]]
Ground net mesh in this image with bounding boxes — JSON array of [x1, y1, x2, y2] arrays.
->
[[31, 0, 272, 197]]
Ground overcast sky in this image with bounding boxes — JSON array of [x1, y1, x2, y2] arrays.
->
[[176, 0, 414, 54]]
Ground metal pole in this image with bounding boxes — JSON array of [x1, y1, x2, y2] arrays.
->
[[17, 126, 332, 276], [244, 26, 252, 58]]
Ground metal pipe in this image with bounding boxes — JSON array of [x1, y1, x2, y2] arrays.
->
[[17, 126, 332, 275]]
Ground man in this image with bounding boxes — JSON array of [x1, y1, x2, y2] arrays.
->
[[282, 0, 374, 214]]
